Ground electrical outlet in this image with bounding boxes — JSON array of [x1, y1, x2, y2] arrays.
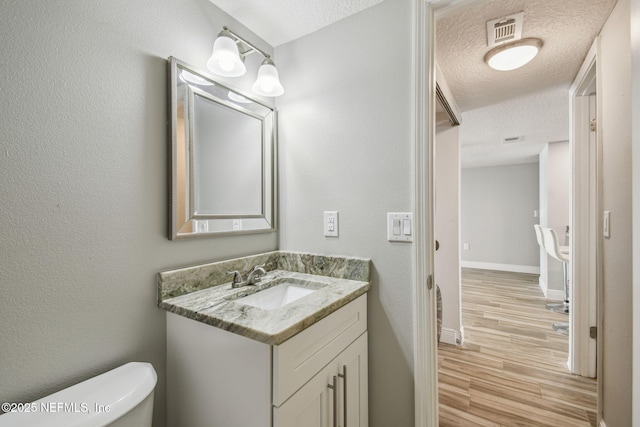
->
[[324, 211, 339, 237], [463, 243, 469, 250]]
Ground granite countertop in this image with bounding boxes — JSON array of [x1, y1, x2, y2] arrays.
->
[[159, 261, 371, 345]]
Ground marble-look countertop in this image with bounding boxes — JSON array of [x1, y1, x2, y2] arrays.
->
[[159, 269, 370, 345]]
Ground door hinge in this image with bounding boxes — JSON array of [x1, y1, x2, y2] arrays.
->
[[589, 326, 597, 339], [426, 274, 433, 290], [590, 118, 597, 132]]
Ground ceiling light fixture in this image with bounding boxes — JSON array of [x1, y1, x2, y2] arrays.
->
[[207, 26, 284, 97], [484, 38, 543, 71]]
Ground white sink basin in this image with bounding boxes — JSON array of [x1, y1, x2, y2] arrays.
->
[[238, 283, 318, 310]]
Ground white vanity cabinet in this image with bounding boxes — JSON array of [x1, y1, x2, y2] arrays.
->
[[274, 333, 367, 427], [166, 294, 368, 427]]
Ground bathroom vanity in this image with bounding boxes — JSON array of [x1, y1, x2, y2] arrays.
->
[[158, 251, 371, 427]]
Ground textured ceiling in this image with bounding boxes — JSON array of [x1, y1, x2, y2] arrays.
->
[[207, 0, 384, 47], [436, 0, 617, 112], [206, 0, 617, 169], [459, 85, 569, 167], [436, 0, 617, 167]]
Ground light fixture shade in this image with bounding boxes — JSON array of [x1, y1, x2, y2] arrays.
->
[[252, 58, 284, 97], [181, 70, 214, 86], [484, 38, 543, 71], [207, 32, 246, 77]]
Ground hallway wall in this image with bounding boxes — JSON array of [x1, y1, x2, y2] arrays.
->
[[598, 0, 633, 423], [436, 124, 462, 344], [539, 141, 570, 296], [631, 0, 640, 422], [460, 163, 540, 273]]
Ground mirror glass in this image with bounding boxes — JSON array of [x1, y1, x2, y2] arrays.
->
[[169, 57, 277, 239]]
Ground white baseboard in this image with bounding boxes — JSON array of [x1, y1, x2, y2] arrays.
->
[[599, 420, 606, 427], [546, 289, 565, 300], [539, 277, 548, 295], [460, 261, 540, 275], [440, 327, 463, 345], [538, 277, 564, 300]]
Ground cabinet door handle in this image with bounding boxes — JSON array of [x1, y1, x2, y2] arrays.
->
[[328, 375, 338, 427], [338, 365, 347, 427]]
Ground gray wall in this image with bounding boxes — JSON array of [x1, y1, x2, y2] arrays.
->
[[461, 163, 540, 269], [0, 1, 277, 426], [275, 0, 415, 425], [631, 0, 640, 421], [539, 141, 570, 293], [435, 124, 462, 341], [599, 0, 633, 423]]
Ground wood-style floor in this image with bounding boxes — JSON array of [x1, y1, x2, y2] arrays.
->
[[438, 268, 597, 426]]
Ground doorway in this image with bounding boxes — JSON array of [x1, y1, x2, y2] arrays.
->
[[414, 0, 613, 425]]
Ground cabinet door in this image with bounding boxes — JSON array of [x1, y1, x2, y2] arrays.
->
[[273, 360, 332, 427], [335, 332, 368, 427], [274, 332, 368, 427]]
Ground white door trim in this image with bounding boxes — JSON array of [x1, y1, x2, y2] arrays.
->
[[414, 2, 494, 426], [413, 1, 438, 426], [569, 38, 600, 379]]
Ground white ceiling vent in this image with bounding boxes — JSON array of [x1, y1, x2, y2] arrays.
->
[[487, 12, 524, 47], [502, 135, 525, 144]]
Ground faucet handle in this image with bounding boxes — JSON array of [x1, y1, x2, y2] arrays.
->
[[227, 270, 243, 284], [246, 264, 267, 285]]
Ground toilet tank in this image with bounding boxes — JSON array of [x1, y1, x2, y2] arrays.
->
[[0, 362, 157, 427]]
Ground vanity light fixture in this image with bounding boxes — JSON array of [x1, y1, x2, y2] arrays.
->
[[207, 26, 285, 96], [207, 28, 246, 77], [484, 38, 543, 71], [252, 57, 284, 97]]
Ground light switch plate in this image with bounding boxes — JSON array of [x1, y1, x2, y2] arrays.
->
[[324, 211, 339, 237], [387, 212, 413, 242]]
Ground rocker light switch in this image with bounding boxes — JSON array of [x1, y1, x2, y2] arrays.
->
[[388, 213, 413, 242], [403, 219, 412, 235], [393, 219, 401, 235]]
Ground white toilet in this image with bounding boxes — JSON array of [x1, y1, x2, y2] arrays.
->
[[0, 362, 157, 427]]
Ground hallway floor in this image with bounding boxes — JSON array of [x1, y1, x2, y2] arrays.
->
[[438, 268, 597, 426]]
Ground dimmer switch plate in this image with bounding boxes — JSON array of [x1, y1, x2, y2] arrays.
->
[[324, 211, 339, 237], [388, 213, 413, 242]]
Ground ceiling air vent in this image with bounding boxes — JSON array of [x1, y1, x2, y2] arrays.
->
[[503, 135, 524, 144], [487, 12, 524, 48]]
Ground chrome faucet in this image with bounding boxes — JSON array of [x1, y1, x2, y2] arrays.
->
[[246, 264, 267, 285], [227, 264, 267, 288]]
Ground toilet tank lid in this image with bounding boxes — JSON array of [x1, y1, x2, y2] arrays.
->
[[0, 362, 157, 427]]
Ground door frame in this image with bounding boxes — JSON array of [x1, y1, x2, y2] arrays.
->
[[412, 1, 438, 425], [569, 38, 600, 382], [413, 1, 492, 426], [414, 2, 605, 426]]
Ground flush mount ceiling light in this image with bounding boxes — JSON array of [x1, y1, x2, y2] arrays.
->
[[207, 26, 284, 97], [484, 38, 543, 71]]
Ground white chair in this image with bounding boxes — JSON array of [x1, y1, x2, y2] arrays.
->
[[534, 225, 569, 314], [542, 227, 570, 335]]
